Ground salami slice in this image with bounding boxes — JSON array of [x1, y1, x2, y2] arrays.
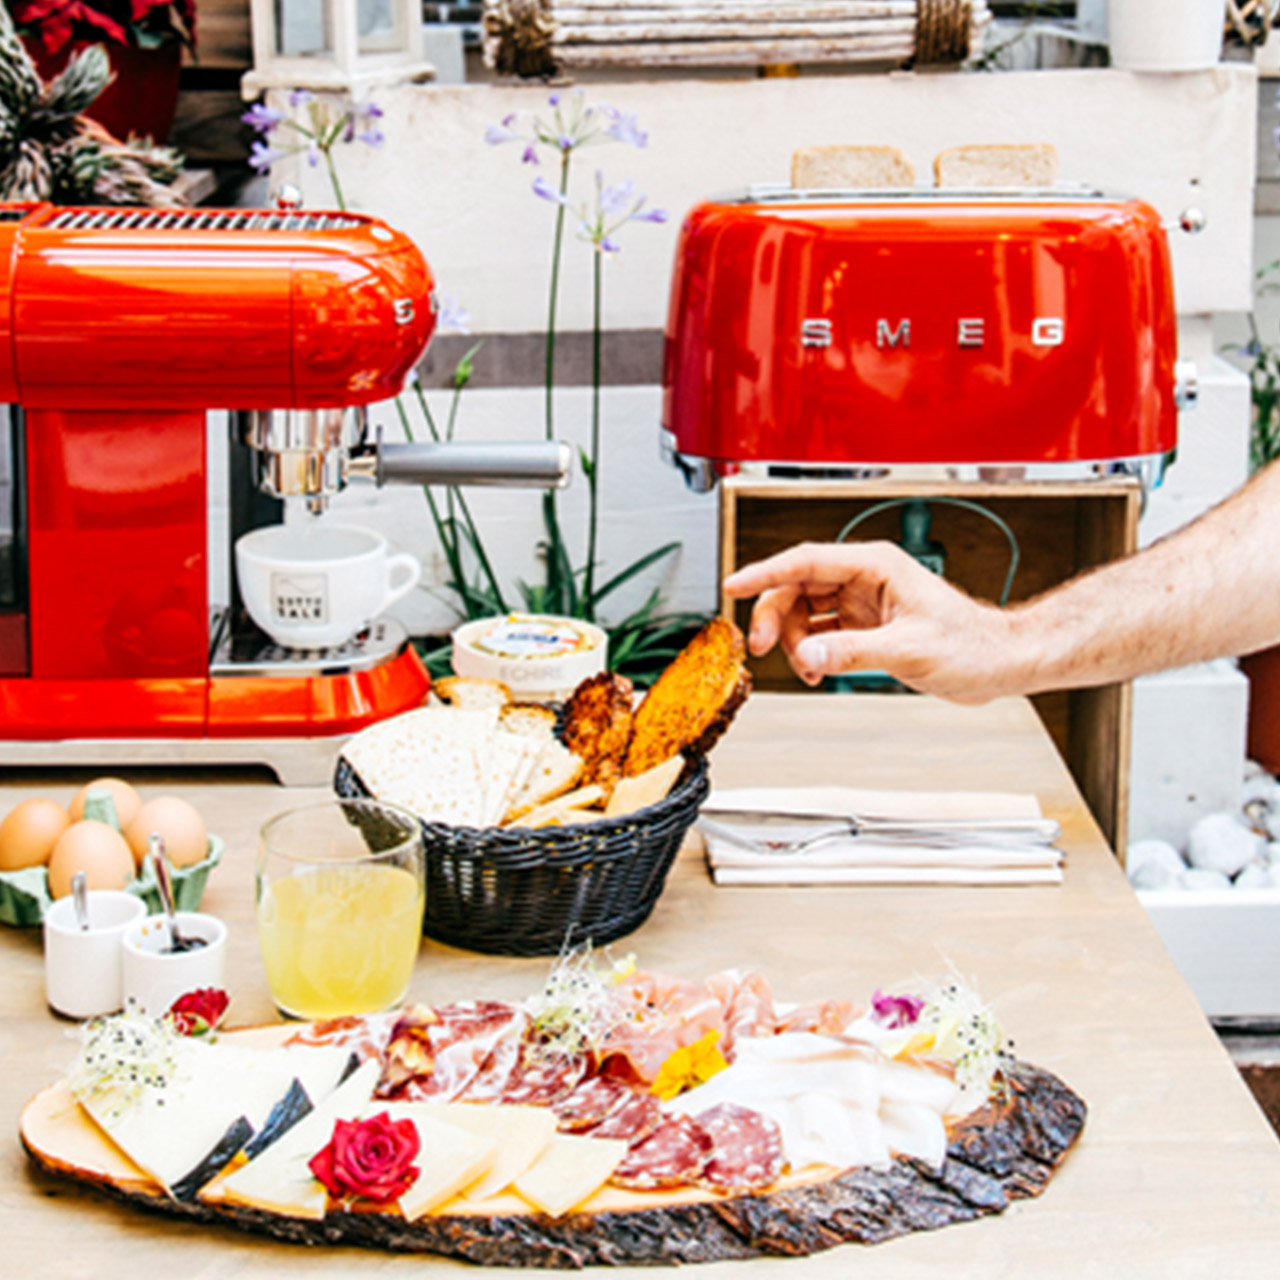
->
[[582, 1089, 663, 1144], [609, 1114, 712, 1190], [552, 1075, 635, 1132], [499, 1044, 590, 1106], [695, 1103, 785, 1194]]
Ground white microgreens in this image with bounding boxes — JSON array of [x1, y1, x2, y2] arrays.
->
[[67, 1009, 182, 1118], [521, 944, 627, 1063]]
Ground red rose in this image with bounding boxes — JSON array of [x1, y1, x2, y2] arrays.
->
[[308, 1113, 420, 1205], [165, 987, 230, 1036]]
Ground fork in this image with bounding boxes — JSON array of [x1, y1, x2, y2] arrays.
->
[[696, 812, 1061, 856]]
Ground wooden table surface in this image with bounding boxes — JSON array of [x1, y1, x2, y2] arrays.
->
[[3, 693, 1279, 1276]]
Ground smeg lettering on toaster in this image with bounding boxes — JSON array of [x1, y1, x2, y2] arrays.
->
[[799, 316, 1066, 350]]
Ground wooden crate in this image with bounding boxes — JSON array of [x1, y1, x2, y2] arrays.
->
[[718, 475, 1142, 853]]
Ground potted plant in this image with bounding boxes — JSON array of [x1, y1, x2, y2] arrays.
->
[[5, 0, 195, 142]]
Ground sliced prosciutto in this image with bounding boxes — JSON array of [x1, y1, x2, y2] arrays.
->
[[696, 1103, 785, 1194], [610, 1114, 713, 1190], [378, 1001, 525, 1101], [600, 971, 727, 1084]]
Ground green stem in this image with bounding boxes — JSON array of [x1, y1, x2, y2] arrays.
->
[[322, 147, 347, 211], [584, 248, 602, 621], [541, 152, 573, 612]]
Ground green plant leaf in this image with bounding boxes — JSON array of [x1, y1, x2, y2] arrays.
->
[[587, 541, 682, 609]]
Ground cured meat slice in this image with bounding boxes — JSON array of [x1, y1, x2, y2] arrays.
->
[[553, 1076, 635, 1132], [379, 1002, 524, 1101], [600, 971, 727, 1085], [706, 970, 777, 1056], [285, 1013, 395, 1064], [775, 997, 857, 1037], [582, 1090, 663, 1144], [455, 1015, 528, 1103], [696, 1103, 784, 1194], [609, 1114, 712, 1190], [499, 1044, 590, 1107]]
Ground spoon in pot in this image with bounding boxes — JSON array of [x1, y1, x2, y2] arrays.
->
[[148, 833, 205, 953], [71, 871, 90, 932]]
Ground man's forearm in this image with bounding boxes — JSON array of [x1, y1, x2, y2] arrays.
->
[[1003, 461, 1280, 694]]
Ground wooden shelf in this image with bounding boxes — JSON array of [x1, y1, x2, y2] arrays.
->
[[718, 474, 1142, 854]]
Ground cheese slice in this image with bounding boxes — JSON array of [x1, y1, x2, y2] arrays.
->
[[513, 1133, 629, 1219], [376, 1103, 498, 1220], [208, 1060, 379, 1220], [79, 1041, 351, 1196], [410, 1102, 557, 1201]]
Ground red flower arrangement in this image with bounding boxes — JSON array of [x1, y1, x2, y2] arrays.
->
[[309, 1113, 421, 1205], [8, 0, 196, 56], [164, 987, 229, 1036]]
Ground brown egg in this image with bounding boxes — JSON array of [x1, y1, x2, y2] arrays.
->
[[68, 777, 143, 831], [0, 798, 72, 871], [125, 796, 208, 869], [47, 820, 135, 898]]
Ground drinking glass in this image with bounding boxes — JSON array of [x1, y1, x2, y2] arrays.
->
[[256, 798, 425, 1019]]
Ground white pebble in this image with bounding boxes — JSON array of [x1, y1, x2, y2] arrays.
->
[[1185, 812, 1264, 878], [1126, 840, 1186, 891], [1264, 842, 1280, 868], [1234, 862, 1275, 890], [1241, 771, 1280, 809], [1180, 867, 1234, 891]]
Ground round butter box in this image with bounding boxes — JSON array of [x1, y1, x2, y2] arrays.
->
[[451, 613, 607, 700]]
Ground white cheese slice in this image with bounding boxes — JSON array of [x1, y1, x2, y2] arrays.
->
[[80, 1041, 349, 1194], [409, 1101, 557, 1201], [513, 1133, 628, 1219], [209, 1060, 379, 1220], [376, 1103, 499, 1220]]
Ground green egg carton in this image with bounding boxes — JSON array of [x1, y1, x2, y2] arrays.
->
[[0, 835, 224, 928]]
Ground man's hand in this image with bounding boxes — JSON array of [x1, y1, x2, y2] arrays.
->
[[722, 541, 1024, 704]]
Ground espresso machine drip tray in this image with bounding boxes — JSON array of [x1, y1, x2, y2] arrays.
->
[[209, 610, 412, 677]]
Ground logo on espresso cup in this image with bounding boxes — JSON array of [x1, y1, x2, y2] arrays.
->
[[271, 572, 329, 624]]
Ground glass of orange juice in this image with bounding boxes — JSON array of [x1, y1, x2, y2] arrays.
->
[[256, 799, 425, 1020]]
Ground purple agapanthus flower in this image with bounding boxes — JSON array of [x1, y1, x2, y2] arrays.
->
[[358, 127, 385, 148], [435, 291, 472, 335], [533, 175, 569, 205], [602, 107, 648, 149], [288, 88, 315, 108], [485, 122, 521, 146], [869, 990, 926, 1030], [242, 103, 284, 134], [248, 140, 284, 173]]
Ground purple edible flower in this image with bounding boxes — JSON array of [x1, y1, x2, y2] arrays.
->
[[241, 103, 284, 134], [870, 990, 925, 1030]]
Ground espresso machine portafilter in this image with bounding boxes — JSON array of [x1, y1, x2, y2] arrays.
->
[[0, 199, 568, 780]]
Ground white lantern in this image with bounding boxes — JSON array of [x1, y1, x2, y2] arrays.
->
[[243, 0, 434, 95]]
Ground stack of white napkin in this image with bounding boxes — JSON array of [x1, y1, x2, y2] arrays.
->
[[702, 786, 1064, 887]]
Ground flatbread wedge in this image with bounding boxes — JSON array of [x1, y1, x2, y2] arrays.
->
[[624, 618, 751, 777]]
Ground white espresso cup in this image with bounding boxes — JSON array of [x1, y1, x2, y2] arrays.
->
[[235, 523, 421, 650], [44, 891, 147, 1019]]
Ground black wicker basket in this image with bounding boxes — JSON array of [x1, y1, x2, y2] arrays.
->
[[334, 754, 709, 957]]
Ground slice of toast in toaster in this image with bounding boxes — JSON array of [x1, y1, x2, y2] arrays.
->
[[561, 671, 636, 799], [933, 143, 1059, 189], [624, 618, 751, 778], [791, 144, 915, 191]]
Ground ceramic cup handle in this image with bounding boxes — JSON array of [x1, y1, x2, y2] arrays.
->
[[380, 552, 422, 613]]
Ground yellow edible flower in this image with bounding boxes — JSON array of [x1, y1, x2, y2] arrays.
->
[[650, 1029, 728, 1101]]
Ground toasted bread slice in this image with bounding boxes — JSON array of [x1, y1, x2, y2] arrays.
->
[[561, 672, 635, 798], [933, 143, 1058, 189], [434, 676, 512, 710], [791, 144, 914, 190], [498, 701, 558, 741], [624, 618, 751, 777]]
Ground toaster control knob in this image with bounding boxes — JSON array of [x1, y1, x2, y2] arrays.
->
[[1178, 208, 1207, 235], [1174, 359, 1199, 410]]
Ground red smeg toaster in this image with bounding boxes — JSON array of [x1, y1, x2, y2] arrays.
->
[[661, 188, 1190, 491]]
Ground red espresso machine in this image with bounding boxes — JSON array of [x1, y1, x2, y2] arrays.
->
[[0, 202, 567, 781], [662, 187, 1196, 490]]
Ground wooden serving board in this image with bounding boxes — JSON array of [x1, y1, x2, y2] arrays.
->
[[20, 1056, 1085, 1268]]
